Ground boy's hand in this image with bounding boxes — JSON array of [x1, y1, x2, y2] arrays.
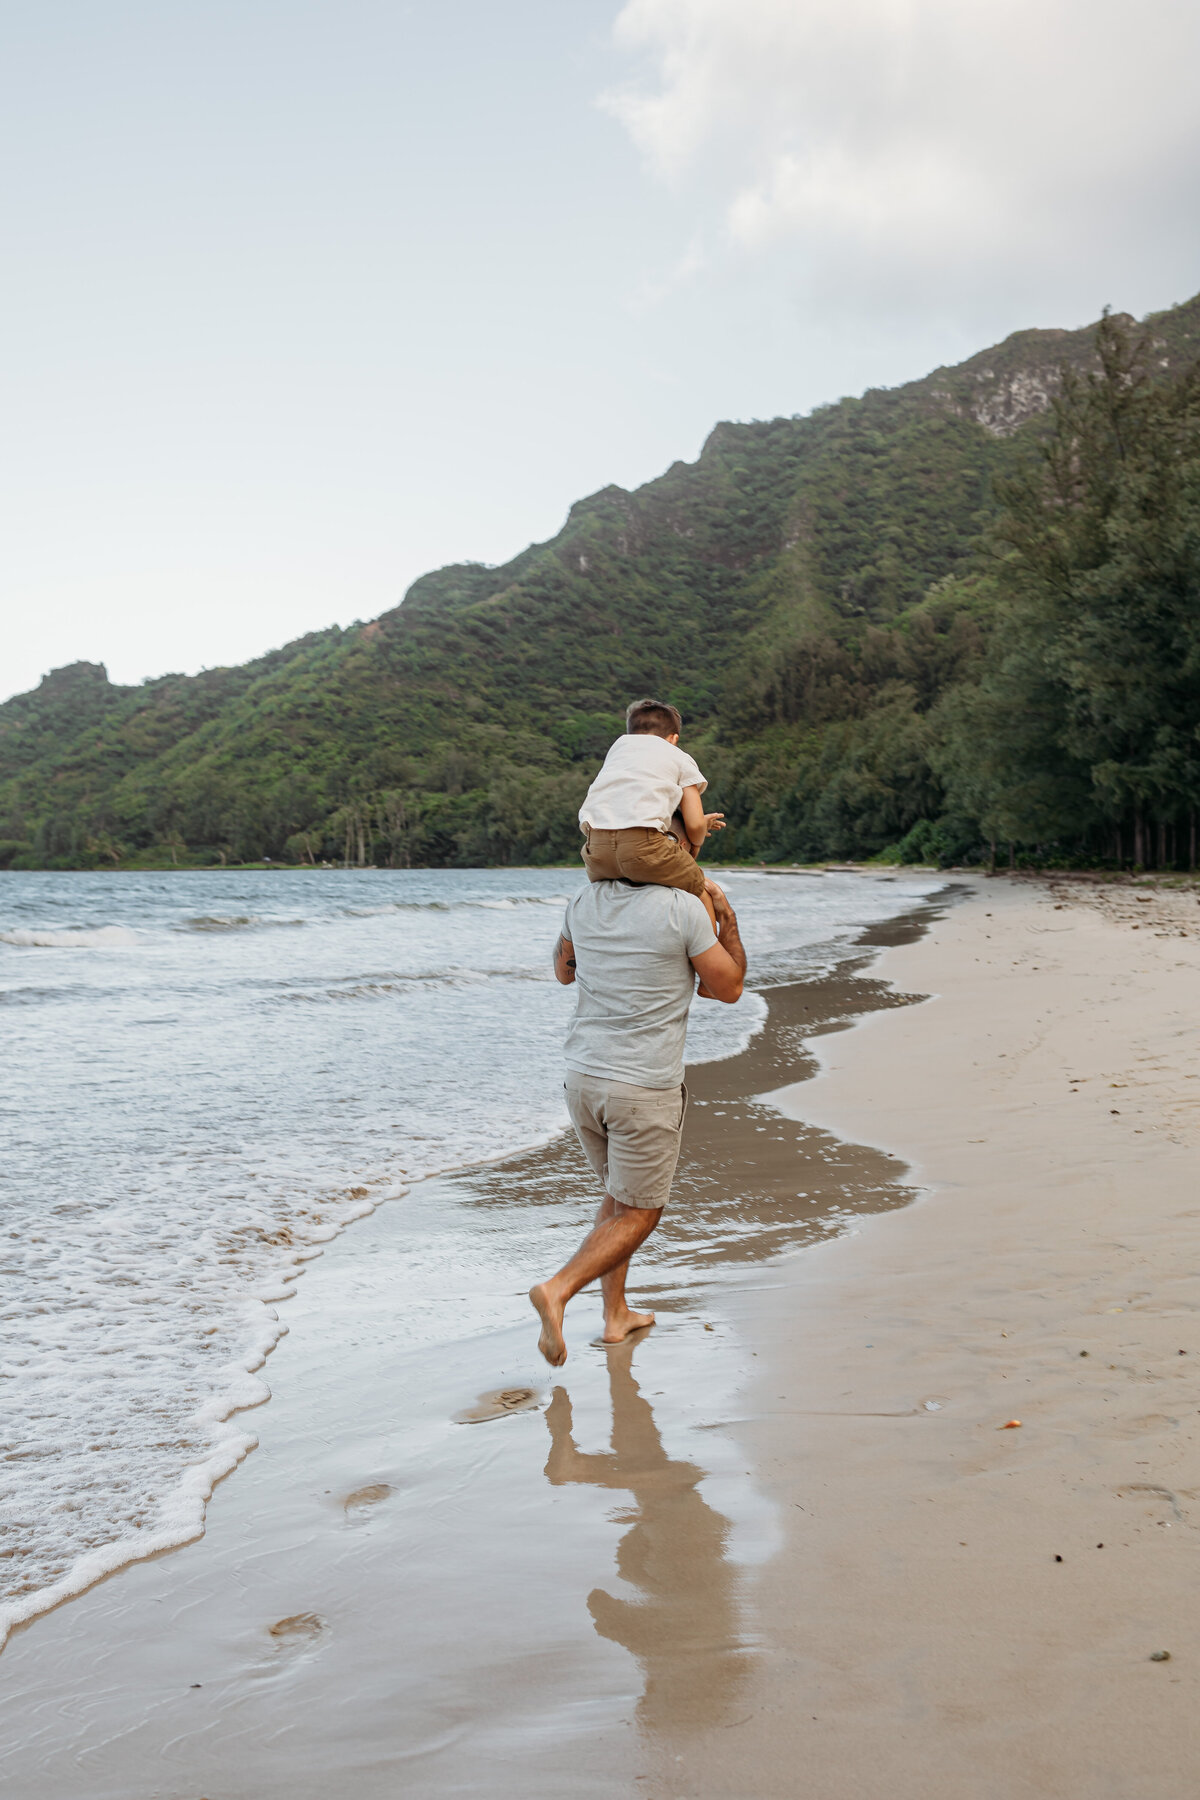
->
[[703, 812, 726, 833]]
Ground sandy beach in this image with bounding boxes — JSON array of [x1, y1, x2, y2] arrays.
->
[[2, 872, 1198, 1797], [650, 871, 1200, 1798]]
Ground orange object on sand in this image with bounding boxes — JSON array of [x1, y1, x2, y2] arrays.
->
[[1000, 1419, 1022, 1429]]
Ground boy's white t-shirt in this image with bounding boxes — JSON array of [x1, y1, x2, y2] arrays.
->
[[579, 734, 707, 834]]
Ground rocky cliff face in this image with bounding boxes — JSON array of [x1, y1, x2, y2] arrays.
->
[[914, 299, 1200, 437], [960, 363, 1064, 435]]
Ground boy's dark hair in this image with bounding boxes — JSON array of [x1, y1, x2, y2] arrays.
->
[[625, 697, 682, 738]]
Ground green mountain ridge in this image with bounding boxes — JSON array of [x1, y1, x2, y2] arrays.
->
[[5, 292, 1200, 870]]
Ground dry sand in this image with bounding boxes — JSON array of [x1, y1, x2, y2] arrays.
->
[[651, 872, 1200, 1798]]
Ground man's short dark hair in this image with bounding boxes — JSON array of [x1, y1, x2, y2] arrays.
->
[[625, 697, 682, 738]]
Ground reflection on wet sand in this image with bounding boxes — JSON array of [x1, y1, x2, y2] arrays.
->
[[544, 1341, 748, 1731], [460, 959, 929, 1283]]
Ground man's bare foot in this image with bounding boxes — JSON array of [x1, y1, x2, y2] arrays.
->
[[601, 1307, 656, 1345], [529, 1284, 567, 1366]]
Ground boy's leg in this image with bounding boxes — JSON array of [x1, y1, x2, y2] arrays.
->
[[612, 829, 717, 929], [581, 826, 623, 883], [613, 828, 707, 895]]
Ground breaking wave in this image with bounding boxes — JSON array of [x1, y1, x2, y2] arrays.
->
[[0, 925, 140, 949]]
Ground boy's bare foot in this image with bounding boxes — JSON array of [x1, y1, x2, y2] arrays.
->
[[529, 1284, 567, 1366], [601, 1306, 656, 1345]]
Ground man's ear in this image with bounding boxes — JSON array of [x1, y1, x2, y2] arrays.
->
[[667, 733, 680, 745]]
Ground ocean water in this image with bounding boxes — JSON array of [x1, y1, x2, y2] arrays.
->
[[0, 865, 941, 1648]]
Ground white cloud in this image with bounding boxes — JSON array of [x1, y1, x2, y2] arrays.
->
[[604, 0, 1200, 322]]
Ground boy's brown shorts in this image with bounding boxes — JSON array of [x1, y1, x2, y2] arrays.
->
[[580, 825, 707, 899]]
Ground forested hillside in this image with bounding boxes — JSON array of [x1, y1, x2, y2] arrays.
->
[[4, 294, 1200, 871]]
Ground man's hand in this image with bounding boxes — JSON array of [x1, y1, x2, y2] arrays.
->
[[704, 877, 734, 924], [698, 878, 731, 989], [553, 932, 576, 985]]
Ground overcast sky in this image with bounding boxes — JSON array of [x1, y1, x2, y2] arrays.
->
[[4, 0, 1199, 702]]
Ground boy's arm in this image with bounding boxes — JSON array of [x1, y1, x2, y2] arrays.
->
[[678, 784, 709, 851]]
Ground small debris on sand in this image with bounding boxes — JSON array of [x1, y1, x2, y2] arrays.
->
[[454, 1386, 542, 1424]]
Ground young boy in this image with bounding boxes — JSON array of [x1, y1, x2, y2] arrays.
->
[[579, 698, 725, 920]]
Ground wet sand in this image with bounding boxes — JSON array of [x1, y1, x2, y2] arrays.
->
[[0, 900, 944, 1798]]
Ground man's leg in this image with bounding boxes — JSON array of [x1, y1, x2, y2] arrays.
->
[[530, 1195, 663, 1367], [594, 1194, 658, 1345]]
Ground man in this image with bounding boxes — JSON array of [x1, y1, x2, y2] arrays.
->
[[529, 844, 747, 1367]]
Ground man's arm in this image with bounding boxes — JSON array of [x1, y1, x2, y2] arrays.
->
[[689, 884, 746, 1004], [553, 932, 576, 986]]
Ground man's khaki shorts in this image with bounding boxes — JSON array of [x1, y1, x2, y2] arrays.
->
[[565, 1071, 688, 1212]]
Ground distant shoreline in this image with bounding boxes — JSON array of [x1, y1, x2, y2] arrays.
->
[[7, 864, 1200, 891]]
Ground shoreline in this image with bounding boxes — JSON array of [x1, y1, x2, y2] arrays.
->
[[0, 865, 928, 1663], [0, 899, 946, 1796]]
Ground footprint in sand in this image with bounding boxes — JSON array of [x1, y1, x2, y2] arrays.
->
[[1108, 1414, 1179, 1438], [454, 1386, 542, 1424], [267, 1613, 327, 1652], [343, 1482, 393, 1518], [1114, 1483, 1186, 1522]]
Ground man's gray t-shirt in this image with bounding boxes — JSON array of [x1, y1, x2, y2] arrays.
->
[[562, 881, 717, 1089]]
